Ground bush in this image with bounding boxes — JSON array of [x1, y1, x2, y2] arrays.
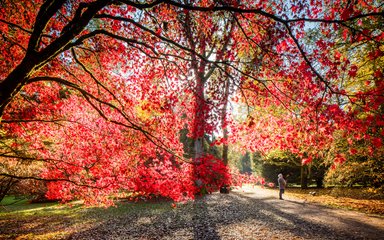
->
[[324, 158, 384, 188]]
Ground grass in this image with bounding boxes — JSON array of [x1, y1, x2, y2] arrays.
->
[[1, 196, 59, 213], [0, 195, 178, 240], [1, 195, 29, 206]]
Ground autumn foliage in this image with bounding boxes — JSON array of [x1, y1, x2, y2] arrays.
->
[[0, 0, 383, 205]]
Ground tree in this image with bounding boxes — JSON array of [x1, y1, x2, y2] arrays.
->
[[229, 0, 383, 185], [324, 130, 384, 188], [322, 14, 384, 188], [1, 0, 383, 204]]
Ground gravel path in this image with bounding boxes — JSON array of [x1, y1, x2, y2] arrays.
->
[[70, 186, 384, 240]]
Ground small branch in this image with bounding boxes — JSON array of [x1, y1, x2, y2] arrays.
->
[[1, 119, 75, 124], [282, 22, 334, 96], [117, 0, 165, 9], [0, 173, 110, 189], [285, 12, 384, 24], [0, 19, 53, 39]]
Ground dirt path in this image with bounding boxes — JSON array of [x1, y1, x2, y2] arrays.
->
[[234, 186, 384, 239], [70, 186, 384, 240]]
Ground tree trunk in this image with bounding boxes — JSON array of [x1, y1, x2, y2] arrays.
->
[[0, 56, 39, 117], [192, 72, 206, 161], [0, 177, 18, 204], [222, 139, 229, 165], [316, 177, 324, 188], [301, 164, 308, 189], [194, 137, 204, 160], [221, 75, 230, 166]]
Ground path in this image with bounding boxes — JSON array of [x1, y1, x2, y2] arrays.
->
[[70, 186, 384, 240], [234, 186, 384, 239]]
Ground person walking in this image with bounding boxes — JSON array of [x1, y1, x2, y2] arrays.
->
[[278, 173, 286, 200]]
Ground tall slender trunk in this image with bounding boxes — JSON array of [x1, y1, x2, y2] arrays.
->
[[221, 77, 230, 165], [192, 74, 206, 161], [301, 164, 308, 189]]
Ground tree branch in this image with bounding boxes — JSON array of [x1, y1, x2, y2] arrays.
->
[[27, 0, 65, 52], [26, 76, 193, 164], [0, 173, 111, 189]]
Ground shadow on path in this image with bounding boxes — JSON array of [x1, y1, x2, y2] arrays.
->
[[69, 187, 384, 240]]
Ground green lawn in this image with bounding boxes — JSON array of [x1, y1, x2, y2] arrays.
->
[[0, 195, 175, 240]]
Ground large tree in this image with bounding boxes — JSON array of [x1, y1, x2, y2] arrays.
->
[[1, 0, 383, 203]]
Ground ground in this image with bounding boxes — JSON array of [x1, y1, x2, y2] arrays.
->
[[282, 185, 384, 214], [0, 186, 383, 239]]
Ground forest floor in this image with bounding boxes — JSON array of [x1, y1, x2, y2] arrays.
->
[[0, 186, 383, 240]]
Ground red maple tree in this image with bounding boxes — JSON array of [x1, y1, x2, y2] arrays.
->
[[0, 0, 383, 204]]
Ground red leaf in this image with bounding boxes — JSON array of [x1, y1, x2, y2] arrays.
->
[[302, 156, 312, 165], [349, 148, 358, 155], [341, 6, 354, 20], [374, 70, 383, 78], [372, 138, 382, 148], [348, 65, 358, 77]]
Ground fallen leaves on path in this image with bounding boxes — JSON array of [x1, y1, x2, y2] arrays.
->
[[284, 188, 384, 215]]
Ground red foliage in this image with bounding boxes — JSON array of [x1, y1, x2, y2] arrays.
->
[[0, 0, 383, 205], [44, 153, 235, 204], [229, 168, 265, 187], [194, 155, 231, 194]]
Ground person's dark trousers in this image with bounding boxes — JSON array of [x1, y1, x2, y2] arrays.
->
[[279, 189, 285, 199]]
